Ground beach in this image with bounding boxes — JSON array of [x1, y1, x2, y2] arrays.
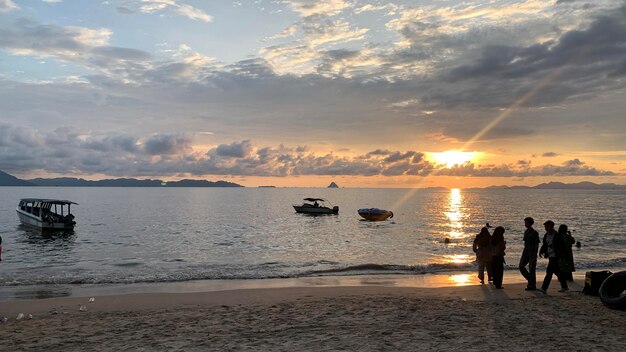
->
[[1, 275, 625, 352]]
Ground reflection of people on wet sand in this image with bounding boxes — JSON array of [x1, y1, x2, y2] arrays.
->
[[491, 226, 506, 289], [519, 217, 540, 291], [473, 227, 492, 284], [538, 220, 569, 293], [558, 224, 576, 281]]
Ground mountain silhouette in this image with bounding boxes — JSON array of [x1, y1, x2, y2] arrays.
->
[[0, 170, 34, 186], [0, 170, 243, 187]]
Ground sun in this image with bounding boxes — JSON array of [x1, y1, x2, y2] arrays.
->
[[429, 150, 479, 168]]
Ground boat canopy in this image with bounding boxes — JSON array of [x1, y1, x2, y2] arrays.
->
[[19, 198, 78, 205], [303, 198, 326, 202]]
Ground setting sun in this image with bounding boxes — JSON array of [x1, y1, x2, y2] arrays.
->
[[429, 151, 479, 168]]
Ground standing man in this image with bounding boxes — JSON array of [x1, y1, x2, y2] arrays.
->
[[538, 220, 569, 293], [519, 217, 540, 290]]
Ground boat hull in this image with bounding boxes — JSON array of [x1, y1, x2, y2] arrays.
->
[[358, 208, 393, 221], [293, 205, 339, 215], [16, 209, 75, 231]]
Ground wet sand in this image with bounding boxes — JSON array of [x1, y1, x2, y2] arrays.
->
[[1, 275, 625, 351]]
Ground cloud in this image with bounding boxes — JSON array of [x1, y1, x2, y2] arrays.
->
[[440, 4, 626, 108], [0, 125, 618, 179], [138, 0, 213, 22], [439, 159, 616, 177], [542, 152, 559, 157], [0, 0, 18, 13], [355, 3, 398, 15], [282, 0, 352, 17], [215, 140, 253, 158], [260, 17, 369, 75], [0, 20, 152, 75], [1, 3, 625, 156], [116, 6, 135, 14], [143, 133, 192, 155], [42, 0, 63, 3]]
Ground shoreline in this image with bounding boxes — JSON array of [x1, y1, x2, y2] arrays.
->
[[1, 268, 598, 301]]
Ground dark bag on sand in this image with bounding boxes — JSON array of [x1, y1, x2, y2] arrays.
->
[[583, 271, 613, 295]]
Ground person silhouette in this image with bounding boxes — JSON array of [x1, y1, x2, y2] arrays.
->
[[538, 220, 569, 293], [491, 226, 506, 289], [473, 227, 492, 284], [558, 224, 576, 281], [519, 217, 540, 290]]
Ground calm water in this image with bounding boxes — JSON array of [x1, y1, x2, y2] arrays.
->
[[0, 187, 624, 286]]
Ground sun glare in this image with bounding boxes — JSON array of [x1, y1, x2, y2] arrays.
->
[[429, 150, 478, 168]]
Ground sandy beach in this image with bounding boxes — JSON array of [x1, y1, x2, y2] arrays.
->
[[1, 276, 625, 352]]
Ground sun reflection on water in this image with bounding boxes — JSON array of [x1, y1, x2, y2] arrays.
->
[[449, 274, 473, 286], [442, 254, 473, 264], [444, 188, 466, 239]]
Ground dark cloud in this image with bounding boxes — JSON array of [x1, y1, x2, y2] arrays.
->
[[0, 124, 619, 178], [143, 134, 192, 155], [116, 6, 135, 14], [3, 122, 620, 181], [91, 46, 151, 61], [542, 152, 559, 157], [440, 4, 626, 108], [383, 151, 416, 163], [439, 159, 615, 177], [215, 140, 253, 158]]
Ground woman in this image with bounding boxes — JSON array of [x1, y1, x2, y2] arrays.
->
[[473, 227, 492, 284], [558, 224, 576, 281], [491, 226, 506, 289]]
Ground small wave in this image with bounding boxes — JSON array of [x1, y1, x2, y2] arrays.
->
[[574, 257, 626, 269], [317, 260, 339, 265], [2, 258, 625, 287], [112, 262, 144, 267], [306, 262, 475, 276]]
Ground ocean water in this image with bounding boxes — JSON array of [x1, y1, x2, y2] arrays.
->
[[0, 187, 624, 286]]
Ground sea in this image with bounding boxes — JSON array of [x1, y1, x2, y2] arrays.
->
[[0, 187, 625, 288]]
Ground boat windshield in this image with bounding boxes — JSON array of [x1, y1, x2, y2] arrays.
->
[[19, 199, 76, 218], [301, 198, 330, 207]]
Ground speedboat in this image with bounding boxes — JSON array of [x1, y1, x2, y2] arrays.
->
[[293, 198, 339, 215], [16, 198, 77, 231], [358, 208, 393, 221]]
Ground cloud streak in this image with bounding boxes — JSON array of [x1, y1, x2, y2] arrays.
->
[[138, 0, 213, 22], [0, 0, 18, 13]]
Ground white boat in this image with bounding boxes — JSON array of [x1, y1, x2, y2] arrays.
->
[[16, 198, 77, 231], [293, 198, 339, 215], [358, 208, 393, 221]]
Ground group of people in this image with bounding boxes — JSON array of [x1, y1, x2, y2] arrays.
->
[[472, 217, 576, 293]]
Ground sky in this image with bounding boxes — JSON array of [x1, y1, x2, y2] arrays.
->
[[0, 0, 625, 188]]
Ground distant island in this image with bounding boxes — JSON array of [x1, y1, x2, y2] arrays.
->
[[0, 170, 243, 187], [328, 182, 339, 188], [483, 181, 626, 190]]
